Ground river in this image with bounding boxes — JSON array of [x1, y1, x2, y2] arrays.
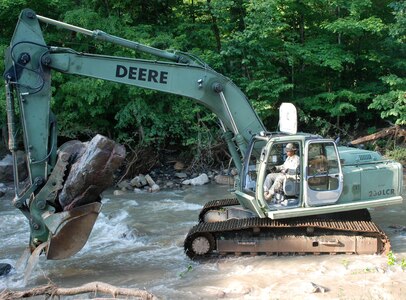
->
[[1, 183, 405, 299]]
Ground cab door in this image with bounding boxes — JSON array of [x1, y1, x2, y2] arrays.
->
[[304, 140, 343, 206]]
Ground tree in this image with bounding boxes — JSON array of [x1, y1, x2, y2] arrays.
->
[[369, 2, 406, 126]]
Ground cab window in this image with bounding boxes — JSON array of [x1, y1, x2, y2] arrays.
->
[[307, 142, 340, 191], [242, 139, 266, 193]]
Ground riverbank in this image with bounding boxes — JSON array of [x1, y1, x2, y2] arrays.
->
[[113, 163, 235, 194]]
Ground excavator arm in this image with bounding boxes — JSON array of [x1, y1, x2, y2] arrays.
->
[[3, 8, 265, 259]]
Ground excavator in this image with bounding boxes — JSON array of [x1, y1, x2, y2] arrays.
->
[[3, 9, 403, 263]]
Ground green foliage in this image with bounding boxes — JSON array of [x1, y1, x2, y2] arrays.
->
[[52, 76, 121, 139], [389, 1, 406, 43], [304, 90, 370, 116], [401, 258, 406, 270], [341, 258, 350, 269], [322, 16, 386, 37], [285, 38, 356, 72], [385, 146, 406, 165], [0, 0, 404, 166], [369, 75, 406, 125], [387, 250, 406, 271], [179, 265, 193, 278], [114, 91, 217, 150], [387, 250, 396, 266]]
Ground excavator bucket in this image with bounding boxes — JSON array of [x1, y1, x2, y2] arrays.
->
[[43, 202, 102, 260]]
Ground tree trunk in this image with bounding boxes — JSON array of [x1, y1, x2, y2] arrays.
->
[[351, 126, 406, 145], [206, 0, 222, 52]]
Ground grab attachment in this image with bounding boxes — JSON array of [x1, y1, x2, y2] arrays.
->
[[44, 202, 102, 260]]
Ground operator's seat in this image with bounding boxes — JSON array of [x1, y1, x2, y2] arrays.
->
[[283, 176, 300, 196], [282, 167, 300, 197]]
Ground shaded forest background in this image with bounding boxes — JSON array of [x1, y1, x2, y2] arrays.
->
[[0, 0, 405, 172]]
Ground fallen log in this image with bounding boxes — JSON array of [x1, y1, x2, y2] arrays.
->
[[351, 126, 406, 145], [0, 281, 158, 300]]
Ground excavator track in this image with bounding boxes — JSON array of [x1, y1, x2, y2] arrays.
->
[[185, 198, 390, 259]]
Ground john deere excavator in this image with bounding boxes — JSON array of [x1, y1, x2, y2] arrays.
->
[[3, 9, 403, 263]]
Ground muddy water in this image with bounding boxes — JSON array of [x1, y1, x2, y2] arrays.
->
[[1, 183, 405, 299]]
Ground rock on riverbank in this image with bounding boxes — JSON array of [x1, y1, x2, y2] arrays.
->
[[114, 163, 236, 195]]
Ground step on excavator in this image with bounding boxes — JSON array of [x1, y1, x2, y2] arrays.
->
[[3, 9, 403, 267]]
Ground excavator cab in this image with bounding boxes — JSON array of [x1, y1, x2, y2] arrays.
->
[[264, 141, 302, 206], [304, 140, 343, 206], [237, 133, 346, 216], [256, 138, 344, 209], [239, 137, 302, 209]]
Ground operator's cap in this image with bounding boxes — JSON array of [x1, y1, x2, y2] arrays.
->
[[286, 143, 297, 151]]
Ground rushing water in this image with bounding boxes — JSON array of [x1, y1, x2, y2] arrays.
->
[[1, 183, 405, 299]]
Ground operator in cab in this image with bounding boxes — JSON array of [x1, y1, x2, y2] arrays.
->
[[264, 143, 299, 200]]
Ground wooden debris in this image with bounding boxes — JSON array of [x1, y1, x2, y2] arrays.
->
[[351, 126, 406, 145], [173, 161, 185, 171], [310, 282, 327, 293], [0, 281, 158, 299]]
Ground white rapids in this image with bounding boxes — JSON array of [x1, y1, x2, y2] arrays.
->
[[1, 183, 405, 299]]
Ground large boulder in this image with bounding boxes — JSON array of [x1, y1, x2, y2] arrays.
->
[[182, 173, 209, 186], [0, 263, 12, 276], [0, 151, 27, 182], [129, 174, 148, 188], [214, 174, 235, 185], [59, 135, 126, 210], [0, 183, 7, 198]]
